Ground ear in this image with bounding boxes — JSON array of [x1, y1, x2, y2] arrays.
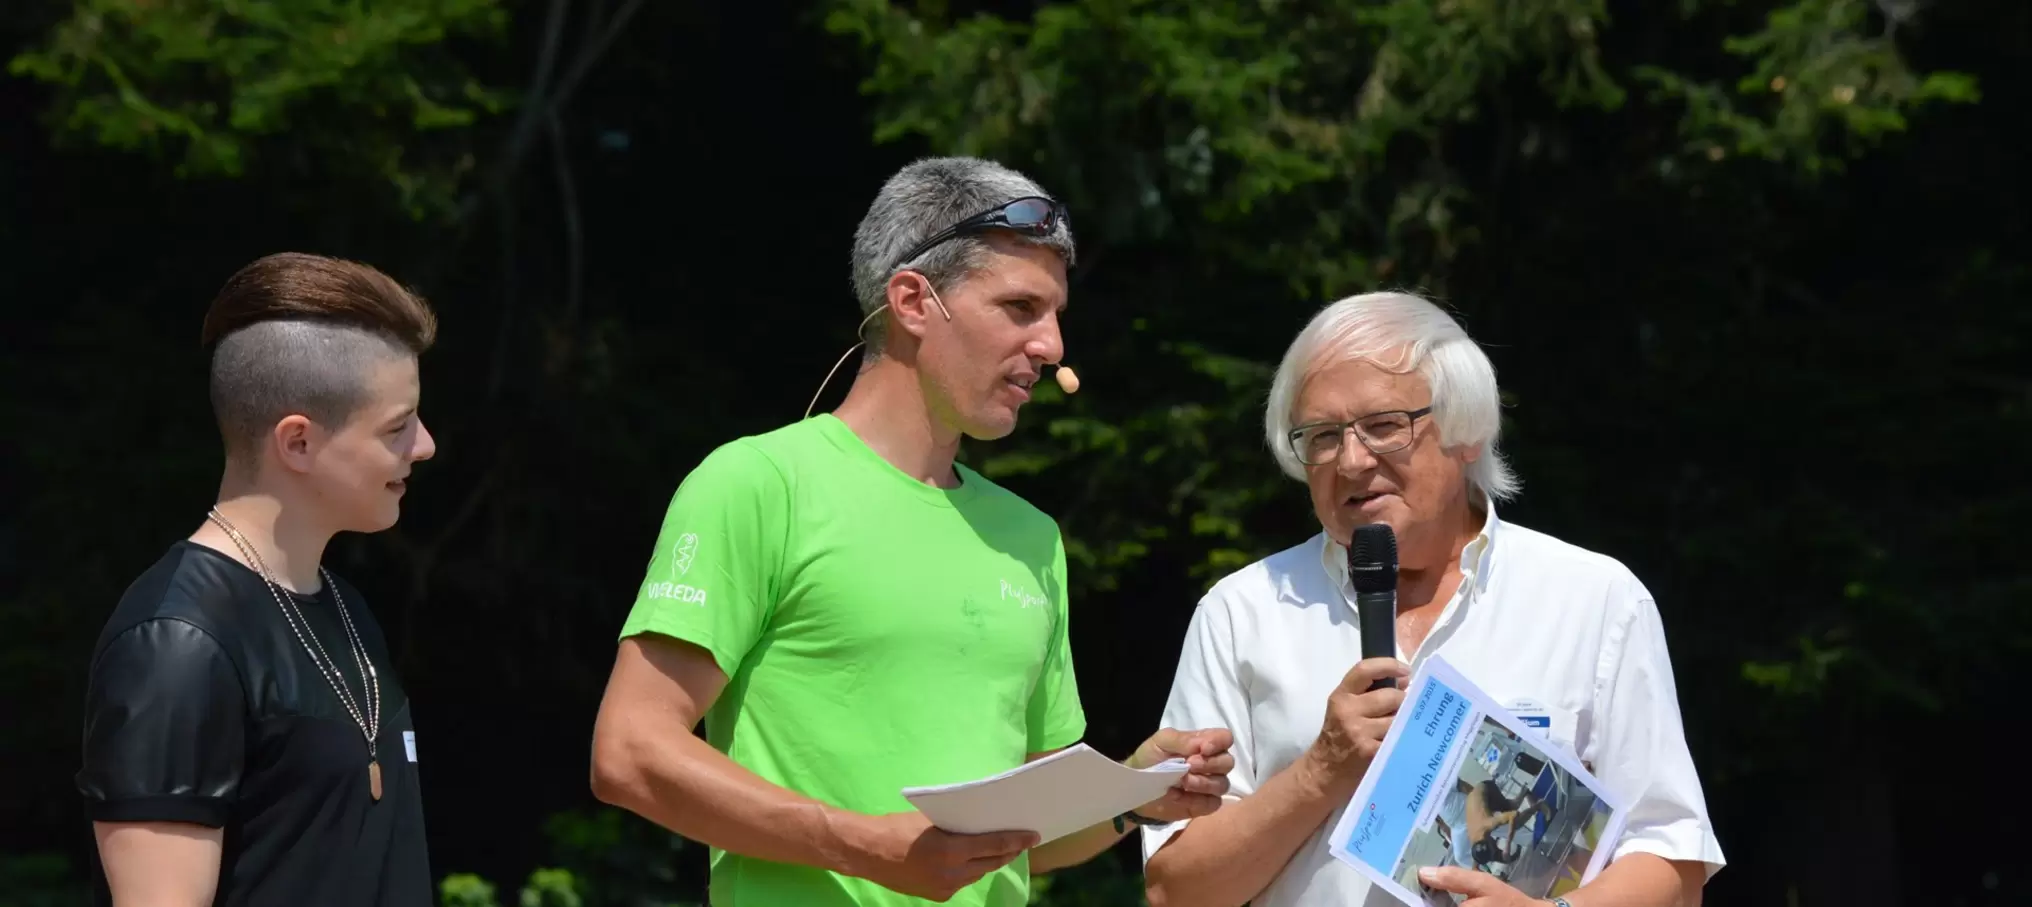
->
[[1455, 442, 1483, 466], [269, 414, 321, 475], [884, 271, 946, 342]]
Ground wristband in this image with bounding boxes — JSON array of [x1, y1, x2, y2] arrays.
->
[[1111, 810, 1170, 833]]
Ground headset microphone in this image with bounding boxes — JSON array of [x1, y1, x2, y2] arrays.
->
[[807, 287, 1082, 417], [1054, 366, 1080, 394]]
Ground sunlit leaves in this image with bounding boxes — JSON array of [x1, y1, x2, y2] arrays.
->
[[825, 0, 1650, 298], [8, 0, 512, 219], [1635, 0, 1979, 174]]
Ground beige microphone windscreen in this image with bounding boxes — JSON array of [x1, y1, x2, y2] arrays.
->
[[1054, 366, 1080, 394]]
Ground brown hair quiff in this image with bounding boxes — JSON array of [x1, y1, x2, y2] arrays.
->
[[201, 252, 437, 352]]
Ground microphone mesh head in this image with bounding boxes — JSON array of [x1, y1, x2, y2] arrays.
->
[[1348, 523, 1398, 593]]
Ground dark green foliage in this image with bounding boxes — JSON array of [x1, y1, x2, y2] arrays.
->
[[3, 1, 2024, 904]]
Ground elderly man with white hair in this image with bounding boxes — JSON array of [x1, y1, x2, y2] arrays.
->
[[1139, 292, 1725, 907]]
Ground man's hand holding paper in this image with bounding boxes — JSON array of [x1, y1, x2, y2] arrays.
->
[[896, 724, 1236, 876], [1123, 727, 1238, 823], [829, 812, 1041, 903], [1414, 865, 1553, 906]]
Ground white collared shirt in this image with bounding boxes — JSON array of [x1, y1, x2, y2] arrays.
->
[[1140, 504, 1726, 906]]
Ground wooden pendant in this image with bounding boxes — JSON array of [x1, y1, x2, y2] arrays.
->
[[369, 760, 383, 801]]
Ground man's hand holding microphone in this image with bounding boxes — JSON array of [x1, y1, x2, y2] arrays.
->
[[1299, 522, 1412, 797], [1296, 656, 1411, 800]]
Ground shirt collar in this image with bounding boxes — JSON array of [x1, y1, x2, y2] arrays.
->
[[1316, 498, 1502, 603]]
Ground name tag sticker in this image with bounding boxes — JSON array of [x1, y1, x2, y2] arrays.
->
[[403, 730, 417, 762], [1504, 697, 1552, 728]]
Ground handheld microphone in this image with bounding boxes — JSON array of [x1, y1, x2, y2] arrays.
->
[[1054, 365, 1080, 394], [1349, 523, 1399, 691]]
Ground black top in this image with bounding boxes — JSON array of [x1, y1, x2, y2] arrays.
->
[[76, 541, 431, 906]]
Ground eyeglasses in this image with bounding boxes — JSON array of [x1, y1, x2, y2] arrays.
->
[[889, 196, 1068, 272], [1287, 406, 1434, 466]]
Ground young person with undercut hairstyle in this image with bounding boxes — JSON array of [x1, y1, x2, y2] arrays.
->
[[75, 252, 440, 907]]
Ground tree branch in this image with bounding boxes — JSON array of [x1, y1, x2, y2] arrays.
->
[[548, 109, 584, 329], [380, 454, 512, 665], [552, 0, 646, 118], [454, 0, 644, 223]]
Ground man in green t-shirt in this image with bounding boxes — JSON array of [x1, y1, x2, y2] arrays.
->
[[589, 157, 1236, 906]]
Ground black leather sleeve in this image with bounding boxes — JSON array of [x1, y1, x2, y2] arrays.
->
[[77, 619, 246, 827]]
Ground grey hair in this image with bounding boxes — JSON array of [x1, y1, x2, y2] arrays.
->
[[209, 319, 411, 460], [1263, 291, 1520, 502], [850, 157, 1076, 355]]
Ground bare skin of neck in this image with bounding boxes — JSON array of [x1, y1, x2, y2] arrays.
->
[[1390, 499, 1485, 657], [831, 355, 965, 489], [188, 462, 335, 593]]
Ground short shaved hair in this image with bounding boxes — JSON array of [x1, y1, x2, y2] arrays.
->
[[201, 253, 437, 460]]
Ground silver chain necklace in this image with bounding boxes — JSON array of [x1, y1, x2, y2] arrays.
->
[[206, 508, 384, 801]]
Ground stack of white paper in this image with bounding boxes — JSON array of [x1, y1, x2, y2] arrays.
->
[[902, 744, 1189, 844]]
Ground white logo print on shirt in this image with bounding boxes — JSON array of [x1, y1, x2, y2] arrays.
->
[[673, 532, 698, 575], [999, 579, 1046, 609], [642, 532, 707, 605]]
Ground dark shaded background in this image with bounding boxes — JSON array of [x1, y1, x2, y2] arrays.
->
[[3, 1, 2025, 905]]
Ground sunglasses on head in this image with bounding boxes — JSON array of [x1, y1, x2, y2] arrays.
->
[[889, 195, 1068, 272]]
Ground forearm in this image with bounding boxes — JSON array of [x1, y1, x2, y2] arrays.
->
[[94, 821, 222, 907], [1144, 755, 1345, 907], [1561, 852, 1705, 907], [591, 723, 859, 874], [1029, 816, 1129, 874]]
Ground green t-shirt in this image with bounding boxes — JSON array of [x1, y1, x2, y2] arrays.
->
[[619, 414, 1087, 907]]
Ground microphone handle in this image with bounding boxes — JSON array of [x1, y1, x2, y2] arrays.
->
[[1356, 588, 1398, 691]]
